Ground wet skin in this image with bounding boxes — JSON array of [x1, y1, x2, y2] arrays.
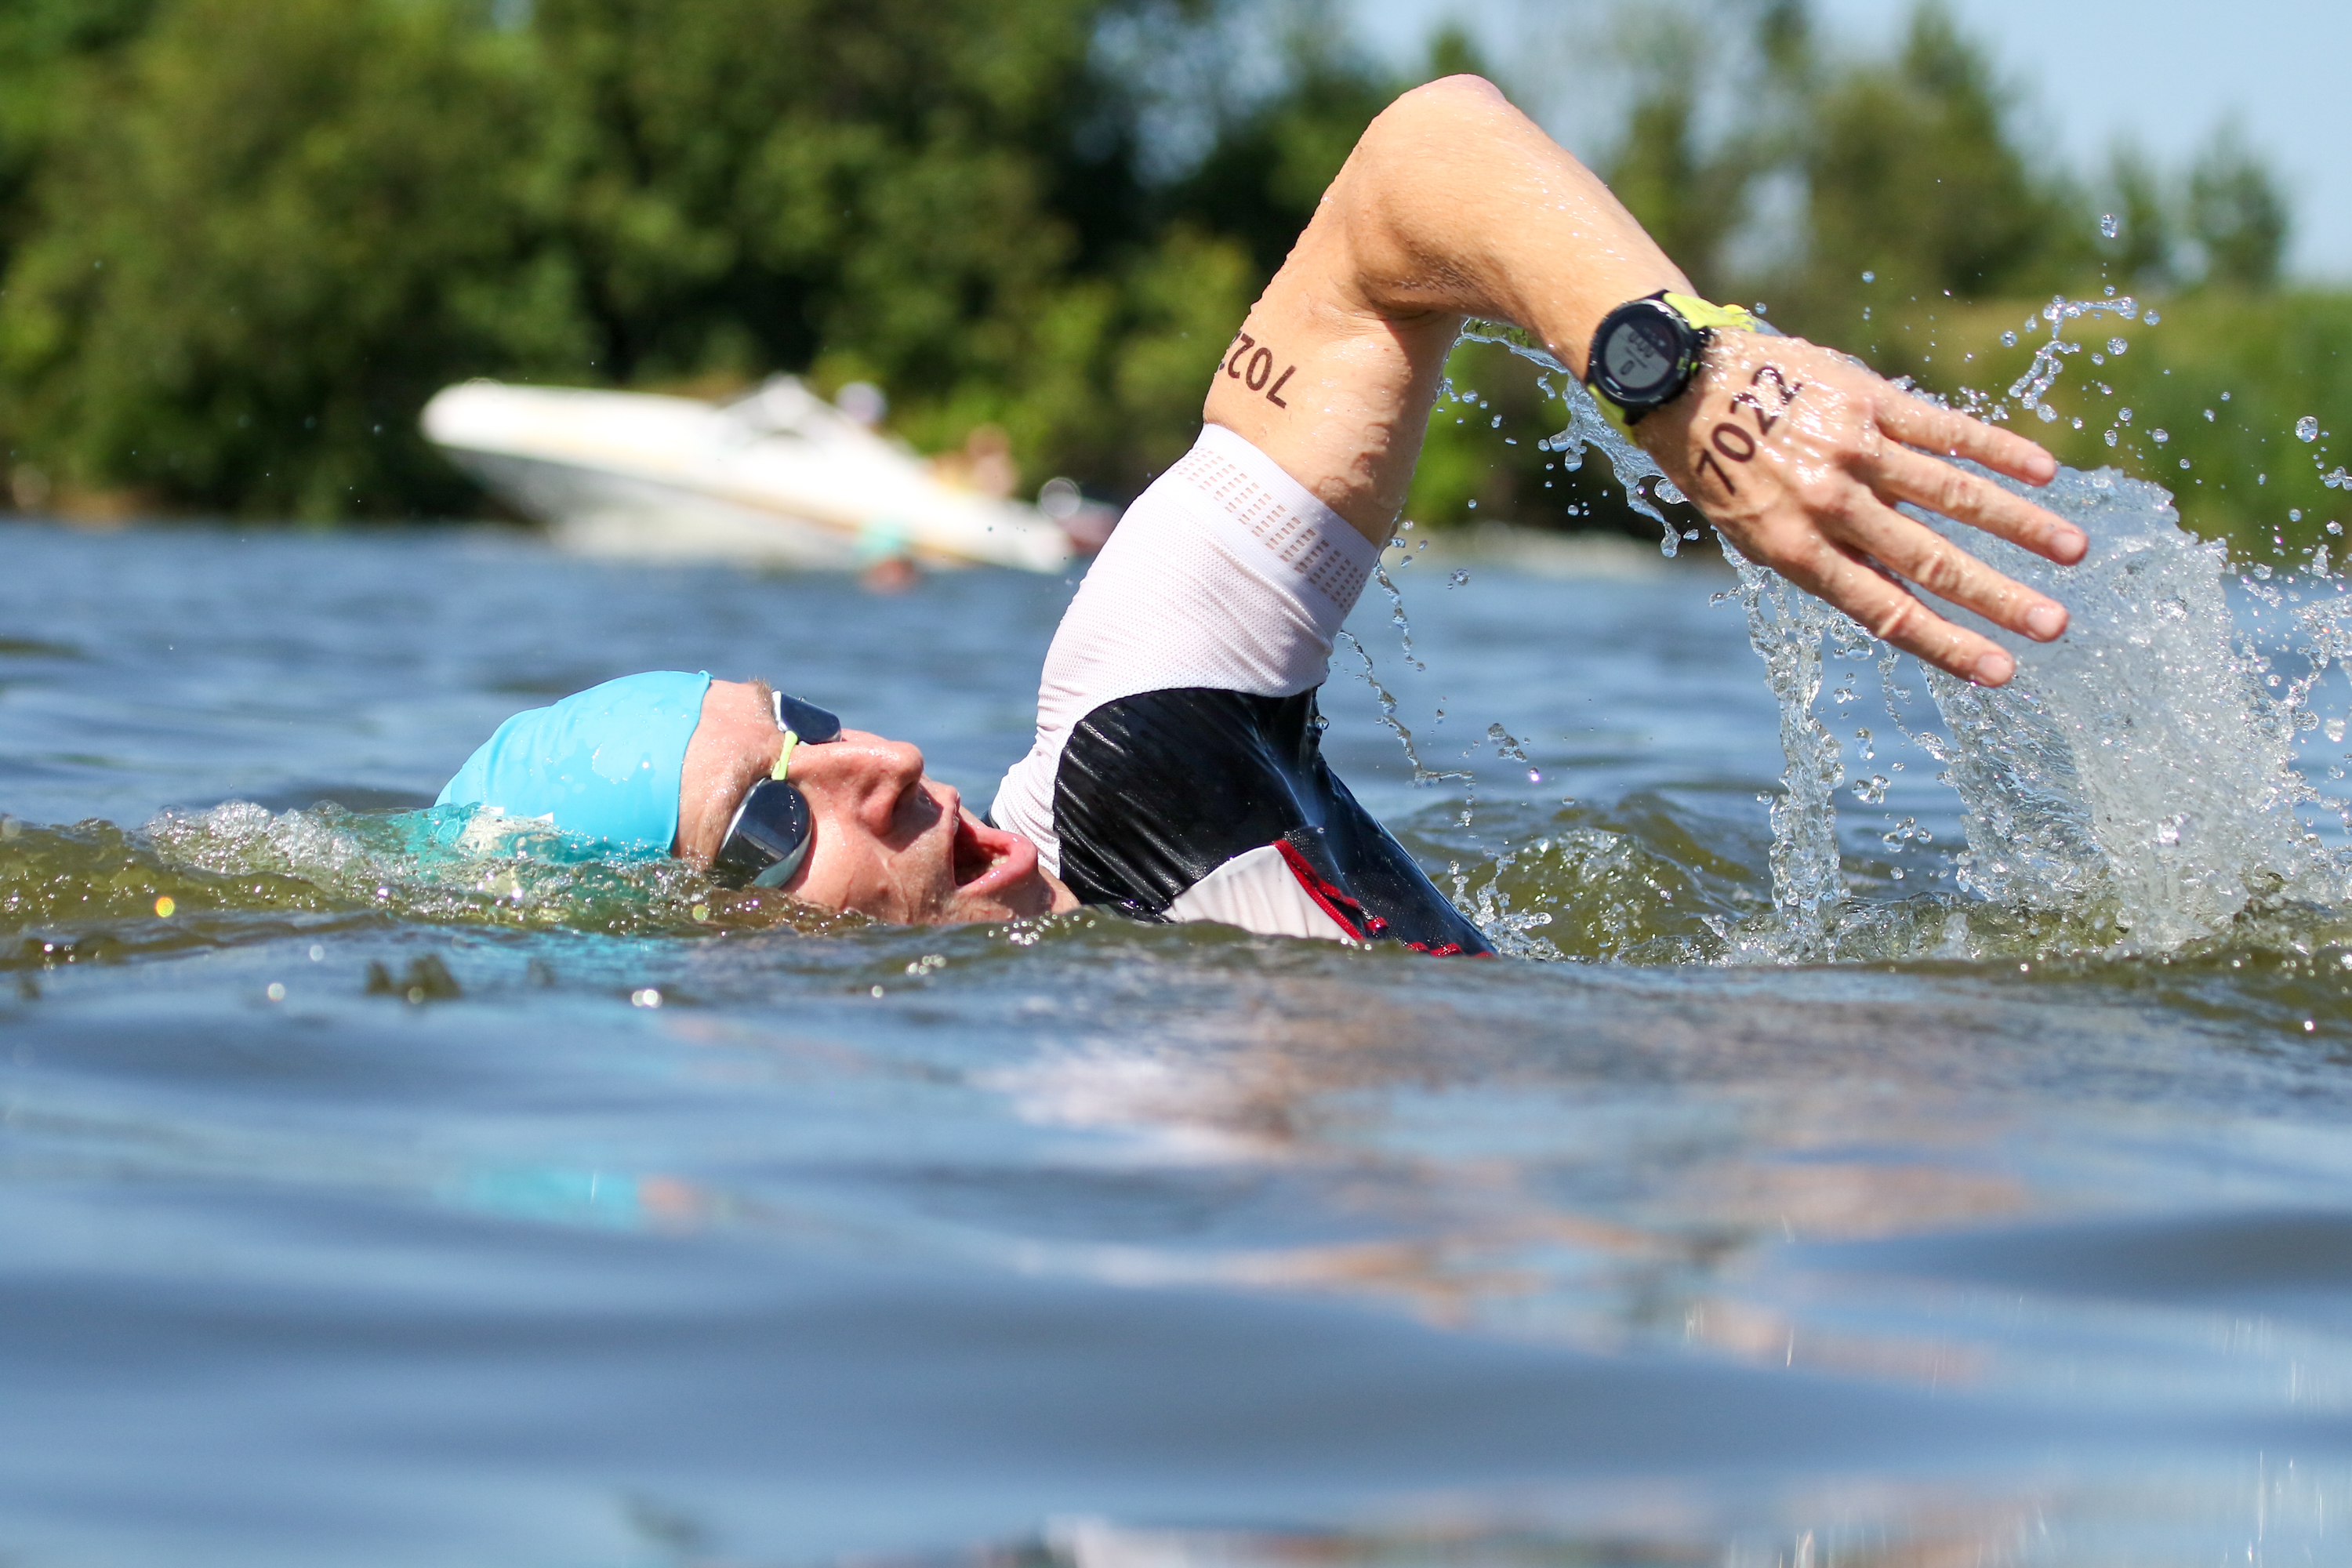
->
[[673, 678, 1073, 924], [1203, 74, 2085, 688]]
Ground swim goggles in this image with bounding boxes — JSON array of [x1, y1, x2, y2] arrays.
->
[[710, 690, 844, 888]]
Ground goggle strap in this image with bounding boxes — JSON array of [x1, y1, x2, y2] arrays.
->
[[773, 729, 800, 782]]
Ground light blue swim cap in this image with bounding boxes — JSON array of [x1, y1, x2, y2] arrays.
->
[[436, 671, 713, 851]]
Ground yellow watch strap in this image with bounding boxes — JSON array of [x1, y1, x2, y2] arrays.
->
[[1661, 292, 1762, 336]]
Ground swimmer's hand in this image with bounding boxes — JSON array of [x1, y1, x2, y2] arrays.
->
[[1638, 332, 2087, 688]]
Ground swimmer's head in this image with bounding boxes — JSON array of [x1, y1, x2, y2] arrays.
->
[[440, 672, 1070, 924], [435, 670, 710, 851]]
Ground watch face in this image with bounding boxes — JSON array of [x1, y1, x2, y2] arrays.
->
[[1600, 310, 1684, 401]]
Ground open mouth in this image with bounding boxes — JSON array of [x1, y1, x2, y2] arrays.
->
[[950, 810, 1037, 899]]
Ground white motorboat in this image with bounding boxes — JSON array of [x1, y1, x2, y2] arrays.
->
[[422, 376, 1103, 574]]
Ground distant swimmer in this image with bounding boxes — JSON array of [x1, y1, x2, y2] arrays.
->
[[437, 76, 2087, 949]]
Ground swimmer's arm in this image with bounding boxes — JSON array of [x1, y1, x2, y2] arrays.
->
[[1204, 75, 2087, 688]]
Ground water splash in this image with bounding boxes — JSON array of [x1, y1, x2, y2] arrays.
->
[[1369, 561, 1425, 671], [1715, 538, 1851, 959], [126, 801, 828, 938], [1709, 465, 2352, 961], [1334, 629, 1468, 787], [1456, 320, 1684, 554], [1918, 466, 2341, 950], [1443, 302, 2352, 964], [2007, 292, 2138, 424]]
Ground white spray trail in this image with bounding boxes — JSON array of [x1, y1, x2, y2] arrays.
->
[[1454, 301, 2352, 959]]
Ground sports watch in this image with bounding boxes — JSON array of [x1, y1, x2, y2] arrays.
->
[[1584, 291, 1763, 423]]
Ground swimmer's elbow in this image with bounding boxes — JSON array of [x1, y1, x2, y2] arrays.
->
[[1399, 73, 1507, 109], [1361, 75, 1508, 151], [1338, 74, 1530, 203]]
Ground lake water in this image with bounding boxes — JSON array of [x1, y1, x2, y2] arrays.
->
[[6, 513, 2352, 1566]]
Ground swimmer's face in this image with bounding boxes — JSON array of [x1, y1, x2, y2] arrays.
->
[[673, 678, 1072, 924]]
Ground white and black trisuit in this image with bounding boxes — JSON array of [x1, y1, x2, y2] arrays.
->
[[991, 425, 1493, 956]]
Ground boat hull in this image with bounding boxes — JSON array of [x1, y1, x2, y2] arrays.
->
[[423, 379, 1076, 575]]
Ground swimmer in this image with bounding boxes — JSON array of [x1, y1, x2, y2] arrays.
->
[[437, 671, 1071, 924], [439, 77, 2085, 951]]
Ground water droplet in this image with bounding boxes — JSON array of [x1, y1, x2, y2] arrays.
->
[[1861, 270, 1875, 282], [631, 988, 662, 1008], [2037, 404, 2059, 423], [2104, 429, 2119, 447], [2291, 509, 2304, 521], [2299, 416, 2321, 442], [2119, 407, 2132, 423], [2143, 310, 2160, 325], [2204, 408, 2216, 422], [153, 895, 175, 918], [2071, 417, 2084, 430], [308, 945, 324, 961], [2330, 521, 2343, 535], [2000, 330, 2018, 347], [2100, 212, 2120, 238], [266, 982, 285, 1002], [1526, 768, 1542, 784], [2152, 428, 2168, 445], [1448, 569, 1470, 588], [2107, 338, 2127, 356]]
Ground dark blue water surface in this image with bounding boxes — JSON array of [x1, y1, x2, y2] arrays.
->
[[6, 518, 2352, 1566]]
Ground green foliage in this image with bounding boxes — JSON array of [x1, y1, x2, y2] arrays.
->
[[1785, 3, 2077, 317], [2187, 125, 2289, 289], [1163, 15, 1403, 278], [0, 0, 583, 518], [0, 0, 1410, 517], [528, 0, 1104, 386], [2097, 144, 2178, 290], [1599, 0, 1797, 297], [0, 0, 162, 255], [0, 0, 2318, 542]]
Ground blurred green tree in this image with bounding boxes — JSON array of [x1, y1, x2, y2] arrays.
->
[[1599, 0, 1806, 298], [2187, 122, 2288, 290], [1160, 8, 1403, 278], [0, 0, 2314, 536], [0, 0, 160, 261], [1789, 1, 2076, 316], [523, 0, 1277, 495], [0, 0, 584, 517], [2095, 143, 2179, 290]]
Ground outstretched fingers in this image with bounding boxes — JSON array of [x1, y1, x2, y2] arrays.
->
[[1780, 537, 2020, 686], [1877, 389, 2063, 492], [1867, 443, 2088, 568], [1835, 488, 2068, 644]]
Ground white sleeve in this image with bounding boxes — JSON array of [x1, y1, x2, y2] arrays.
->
[[989, 423, 1381, 876]]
